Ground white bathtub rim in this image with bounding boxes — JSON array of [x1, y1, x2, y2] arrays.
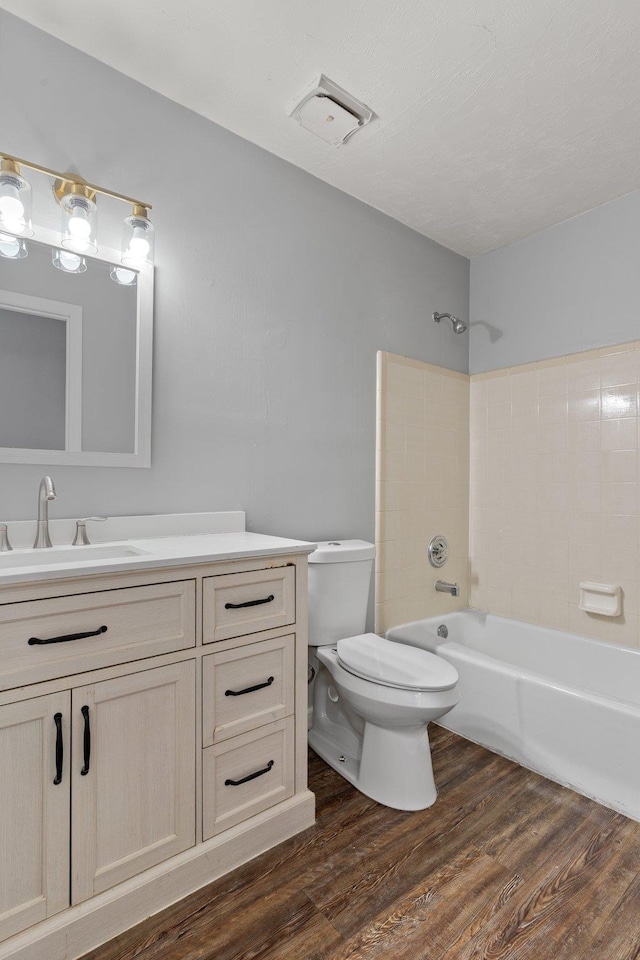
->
[[432, 639, 640, 716], [403, 606, 640, 662], [388, 607, 640, 711]]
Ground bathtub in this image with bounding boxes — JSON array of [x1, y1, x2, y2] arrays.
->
[[386, 609, 640, 821]]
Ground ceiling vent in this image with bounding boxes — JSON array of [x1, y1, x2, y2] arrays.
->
[[290, 75, 375, 146]]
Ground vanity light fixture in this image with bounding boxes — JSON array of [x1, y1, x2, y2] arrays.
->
[[0, 232, 28, 259], [0, 151, 154, 277], [52, 248, 87, 274], [0, 159, 33, 237]]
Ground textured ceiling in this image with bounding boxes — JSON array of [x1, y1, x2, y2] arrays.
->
[[4, 0, 640, 256]]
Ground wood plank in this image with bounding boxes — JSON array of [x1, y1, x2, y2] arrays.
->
[[444, 810, 633, 960], [580, 868, 640, 960], [323, 853, 520, 960], [108, 881, 341, 960], [78, 731, 640, 960], [306, 754, 530, 935]]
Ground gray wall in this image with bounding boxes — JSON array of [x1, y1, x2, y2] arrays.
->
[[0, 12, 469, 541], [470, 190, 640, 374]]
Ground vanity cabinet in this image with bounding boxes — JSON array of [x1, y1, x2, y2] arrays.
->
[[0, 693, 70, 944], [71, 660, 196, 903], [0, 662, 196, 942], [201, 633, 296, 838], [0, 550, 314, 960]]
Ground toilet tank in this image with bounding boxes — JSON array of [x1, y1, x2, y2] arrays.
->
[[307, 540, 375, 647]]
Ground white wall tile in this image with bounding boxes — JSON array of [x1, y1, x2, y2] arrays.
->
[[471, 346, 640, 650], [377, 354, 469, 633]]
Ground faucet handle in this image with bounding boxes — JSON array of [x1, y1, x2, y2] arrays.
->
[[0, 523, 12, 552], [72, 517, 108, 547]]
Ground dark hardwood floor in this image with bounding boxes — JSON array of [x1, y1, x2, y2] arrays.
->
[[81, 727, 640, 960]]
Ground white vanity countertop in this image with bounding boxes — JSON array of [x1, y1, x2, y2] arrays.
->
[[0, 531, 317, 587]]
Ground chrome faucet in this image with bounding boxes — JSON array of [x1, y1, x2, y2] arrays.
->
[[435, 579, 459, 597], [33, 476, 56, 548]]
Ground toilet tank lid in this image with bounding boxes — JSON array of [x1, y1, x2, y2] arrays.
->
[[308, 540, 375, 563], [337, 633, 458, 691]]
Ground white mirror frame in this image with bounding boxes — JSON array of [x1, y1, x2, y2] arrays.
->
[[0, 225, 153, 468]]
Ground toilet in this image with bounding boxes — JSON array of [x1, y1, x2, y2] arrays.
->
[[307, 540, 459, 811]]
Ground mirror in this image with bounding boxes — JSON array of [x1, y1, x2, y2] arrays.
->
[[0, 236, 152, 467]]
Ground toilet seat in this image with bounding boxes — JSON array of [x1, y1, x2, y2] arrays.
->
[[336, 633, 458, 692]]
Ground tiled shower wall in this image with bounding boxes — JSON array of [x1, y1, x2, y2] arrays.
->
[[470, 341, 640, 648], [375, 352, 470, 633]]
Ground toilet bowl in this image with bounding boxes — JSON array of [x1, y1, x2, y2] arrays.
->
[[307, 540, 459, 810]]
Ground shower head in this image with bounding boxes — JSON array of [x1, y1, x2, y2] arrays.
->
[[433, 311, 467, 334]]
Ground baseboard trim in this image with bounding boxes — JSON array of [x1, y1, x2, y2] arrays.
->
[[0, 792, 315, 960]]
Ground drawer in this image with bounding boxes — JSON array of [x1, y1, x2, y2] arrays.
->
[[203, 566, 295, 643], [202, 635, 295, 746], [202, 717, 294, 839], [0, 581, 196, 690]]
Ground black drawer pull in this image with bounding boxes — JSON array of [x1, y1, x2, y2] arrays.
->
[[225, 676, 274, 697], [29, 625, 108, 646], [80, 705, 91, 776], [53, 712, 63, 785], [225, 759, 274, 787], [224, 594, 274, 610]]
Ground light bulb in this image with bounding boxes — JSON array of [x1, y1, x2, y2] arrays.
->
[[0, 165, 32, 235], [110, 266, 137, 286], [122, 209, 154, 267], [0, 232, 27, 259], [68, 208, 91, 239], [52, 248, 87, 273], [128, 234, 150, 259], [61, 252, 82, 271], [1, 218, 25, 236], [61, 193, 97, 253], [0, 183, 24, 221]]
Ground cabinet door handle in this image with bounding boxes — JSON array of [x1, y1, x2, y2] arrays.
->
[[29, 625, 108, 646], [224, 595, 274, 610], [224, 759, 274, 787], [80, 705, 91, 776], [225, 676, 274, 697], [53, 712, 63, 785]]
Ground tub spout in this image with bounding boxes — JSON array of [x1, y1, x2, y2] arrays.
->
[[435, 580, 459, 598]]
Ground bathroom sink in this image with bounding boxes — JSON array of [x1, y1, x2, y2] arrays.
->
[[0, 543, 151, 569]]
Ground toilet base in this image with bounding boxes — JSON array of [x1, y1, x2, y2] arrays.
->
[[309, 719, 437, 811]]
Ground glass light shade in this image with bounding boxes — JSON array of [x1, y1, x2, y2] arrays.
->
[[110, 265, 137, 286], [0, 232, 28, 259], [122, 213, 154, 267], [61, 194, 98, 254], [0, 169, 33, 237], [52, 248, 87, 274]]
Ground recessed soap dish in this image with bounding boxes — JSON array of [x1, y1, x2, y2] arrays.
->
[[579, 581, 622, 617]]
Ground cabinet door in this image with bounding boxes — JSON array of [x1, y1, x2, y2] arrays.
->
[[0, 692, 70, 942], [71, 661, 196, 904]]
